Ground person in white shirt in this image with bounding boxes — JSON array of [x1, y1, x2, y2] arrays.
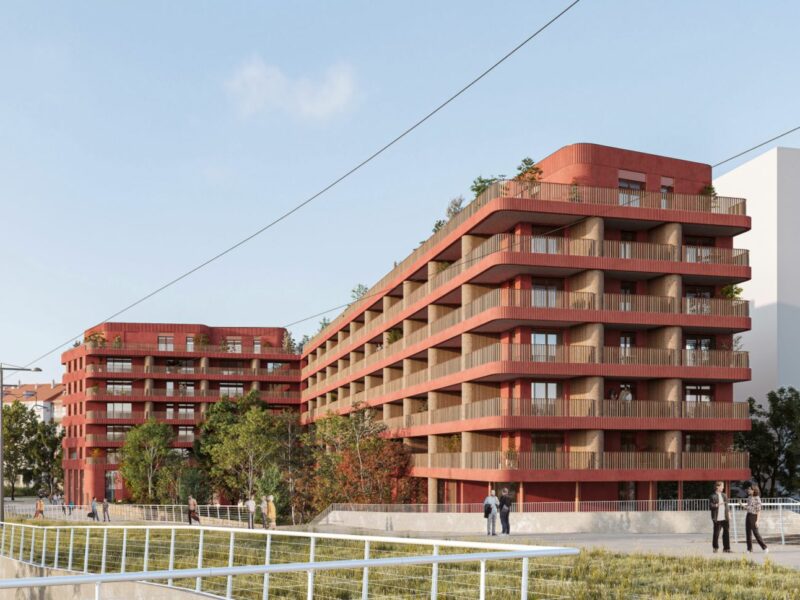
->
[[709, 481, 731, 553], [483, 490, 500, 536], [245, 496, 257, 530]]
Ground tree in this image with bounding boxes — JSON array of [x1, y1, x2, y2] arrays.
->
[[120, 419, 175, 502], [29, 419, 65, 497], [470, 175, 500, 199], [269, 411, 312, 524], [317, 317, 331, 333], [735, 388, 800, 496], [515, 157, 542, 182], [432, 196, 465, 234], [282, 331, 297, 353], [208, 408, 276, 499], [297, 334, 311, 354], [2, 401, 37, 500], [351, 284, 369, 302]]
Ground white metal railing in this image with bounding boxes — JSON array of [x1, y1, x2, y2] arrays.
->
[[0, 522, 577, 600]]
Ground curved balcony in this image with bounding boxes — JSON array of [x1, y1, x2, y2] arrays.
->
[[378, 397, 750, 435], [304, 180, 749, 357], [86, 388, 300, 404], [305, 344, 750, 415], [85, 364, 300, 381], [410, 450, 749, 482], [81, 341, 299, 360], [85, 410, 204, 425]]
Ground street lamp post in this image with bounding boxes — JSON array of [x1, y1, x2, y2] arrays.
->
[[0, 363, 42, 524]]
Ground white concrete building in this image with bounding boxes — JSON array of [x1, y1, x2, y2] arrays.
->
[[714, 147, 800, 403]]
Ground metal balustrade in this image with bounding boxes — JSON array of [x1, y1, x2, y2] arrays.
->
[[86, 364, 300, 378], [0, 522, 576, 600], [82, 341, 299, 356]]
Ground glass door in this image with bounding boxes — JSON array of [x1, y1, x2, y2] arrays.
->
[[531, 332, 559, 362], [532, 282, 558, 308]]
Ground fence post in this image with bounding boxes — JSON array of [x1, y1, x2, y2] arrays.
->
[[780, 503, 785, 545], [167, 528, 176, 586], [479, 560, 486, 600], [143, 528, 150, 572], [7, 525, 13, 558], [361, 540, 370, 600], [1, 522, 6, 555], [262, 533, 271, 600], [84, 528, 90, 573], [520, 557, 529, 600], [430, 545, 439, 599], [731, 504, 738, 544], [41, 528, 47, 567], [68, 528, 74, 570], [121, 528, 127, 573], [101, 528, 108, 574], [307, 536, 316, 600], [54, 528, 60, 569], [226, 530, 235, 599], [19, 527, 24, 561], [29, 527, 35, 563], [196, 529, 205, 593]]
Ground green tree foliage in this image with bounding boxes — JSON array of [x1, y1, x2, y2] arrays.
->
[[2, 401, 37, 500], [470, 176, 500, 199], [515, 157, 542, 182], [29, 419, 65, 497], [303, 403, 424, 512], [721, 284, 743, 299], [297, 334, 311, 354], [317, 317, 331, 333], [119, 419, 175, 502], [735, 387, 800, 496], [432, 196, 465, 234], [282, 331, 297, 353], [351, 284, 369, 302]]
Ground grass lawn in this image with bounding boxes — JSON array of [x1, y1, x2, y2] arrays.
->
[[3, 519, 799, 599]]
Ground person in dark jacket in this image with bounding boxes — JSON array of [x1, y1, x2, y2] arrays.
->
[[709, 481, 731, 553], [745, 485, 768, 553], [499, 488, 513, 535]]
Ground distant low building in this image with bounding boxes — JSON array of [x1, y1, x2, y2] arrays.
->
[[1, 382, 65, 426]]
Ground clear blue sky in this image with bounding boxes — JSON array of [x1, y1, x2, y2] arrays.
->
[[1, 1, 799, 383]]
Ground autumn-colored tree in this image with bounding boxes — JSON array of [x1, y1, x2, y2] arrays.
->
[[514, 157, 542, 182]]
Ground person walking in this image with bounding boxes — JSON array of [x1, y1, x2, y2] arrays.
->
[[709, 481, 731, 553], [266, 495, 277, 530], [260, 496, 269, 530], [68, 500, 75, 516], [90, 497, 100, 522], [188, 495, 201, 524], [745, 485, 769, 554], [499, 488, 513, 535], [60, 495, 67, 516], [245, 496, 256, 530], [483, 490, 500, 536], [102, 498, 111, 522], [33, 497, 44, 520]]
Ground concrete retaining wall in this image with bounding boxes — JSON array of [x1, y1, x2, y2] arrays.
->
[[0, 556, 206, 600], [321, 509, 800, 536]]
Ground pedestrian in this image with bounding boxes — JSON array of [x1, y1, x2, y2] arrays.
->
[[61, 495, 66, 516], [745, 485, 769, 554], [483, 489, 499, 536], [188, 495, 201, 525], [266, 495, 277, 530], [709, 481, 731, 553], [90, 497, 100, 522], [102, 498, 111, 522], [260, 496, 269, 529], [245, 496, 256, 530], [499, 488, 512, 535], [33, 497, 44, 520], [68, 500, 75, 516]]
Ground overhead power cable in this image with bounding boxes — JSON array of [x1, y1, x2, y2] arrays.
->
[[713, 125, 800, 168], [18, 0, 583, 369]]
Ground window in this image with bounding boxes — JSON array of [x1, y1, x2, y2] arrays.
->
[[177, 359, 195, 374], [620, 432, 637, 452], [166, 403, 195, 419], [177, 382, 195, 396], [186, 336, 195, 352], [219, 383, 245, 398], [165, 381, 175, 397], [105, 470, 120, 501], [684, 432, 714, 452], [685, 336, 713, 366], [106, 402, 132, 418], [619, 282, 635, 311], [265, 361, 284, 374], [684, 236, 714, 263], [531, 235, 560, 255], [253, 339, 262, 353], [221, 361, 245, 375], [530, 382, 559, 415], [177, 426, 195, 441], [106, 358, 132, 373], [531, 332, 559, 362], [532, 433, 563, 453], [619, 333, 635, 362], [106, 381, 132, 396], [660, 184, 674, 209], [106, 450, 121, 465], [685, 384, 713, 403], [532, 282, 558, 308], [157, 336, 174, 351], [106, 425, 131, 441], [684, 286, 714, 315], [620, 231, 636, 259], [618, 179, 643, 207], [226, 338, 243, 353]]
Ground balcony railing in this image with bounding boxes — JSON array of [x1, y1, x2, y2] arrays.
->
[[86, 364, 300, 378], [603, 293, 674, 313], [682, 297, 750, 317], [382, 397, 748, 429], [304, 180, 747, 357], [602, 347, 749, 368], [411, 451, 749, 471], [86, 388, 300, 401], [82, 341, 299, 356]]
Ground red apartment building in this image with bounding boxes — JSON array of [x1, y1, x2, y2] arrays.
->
[[61, 323, 300, 503], [301, 143, 752, 506]]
